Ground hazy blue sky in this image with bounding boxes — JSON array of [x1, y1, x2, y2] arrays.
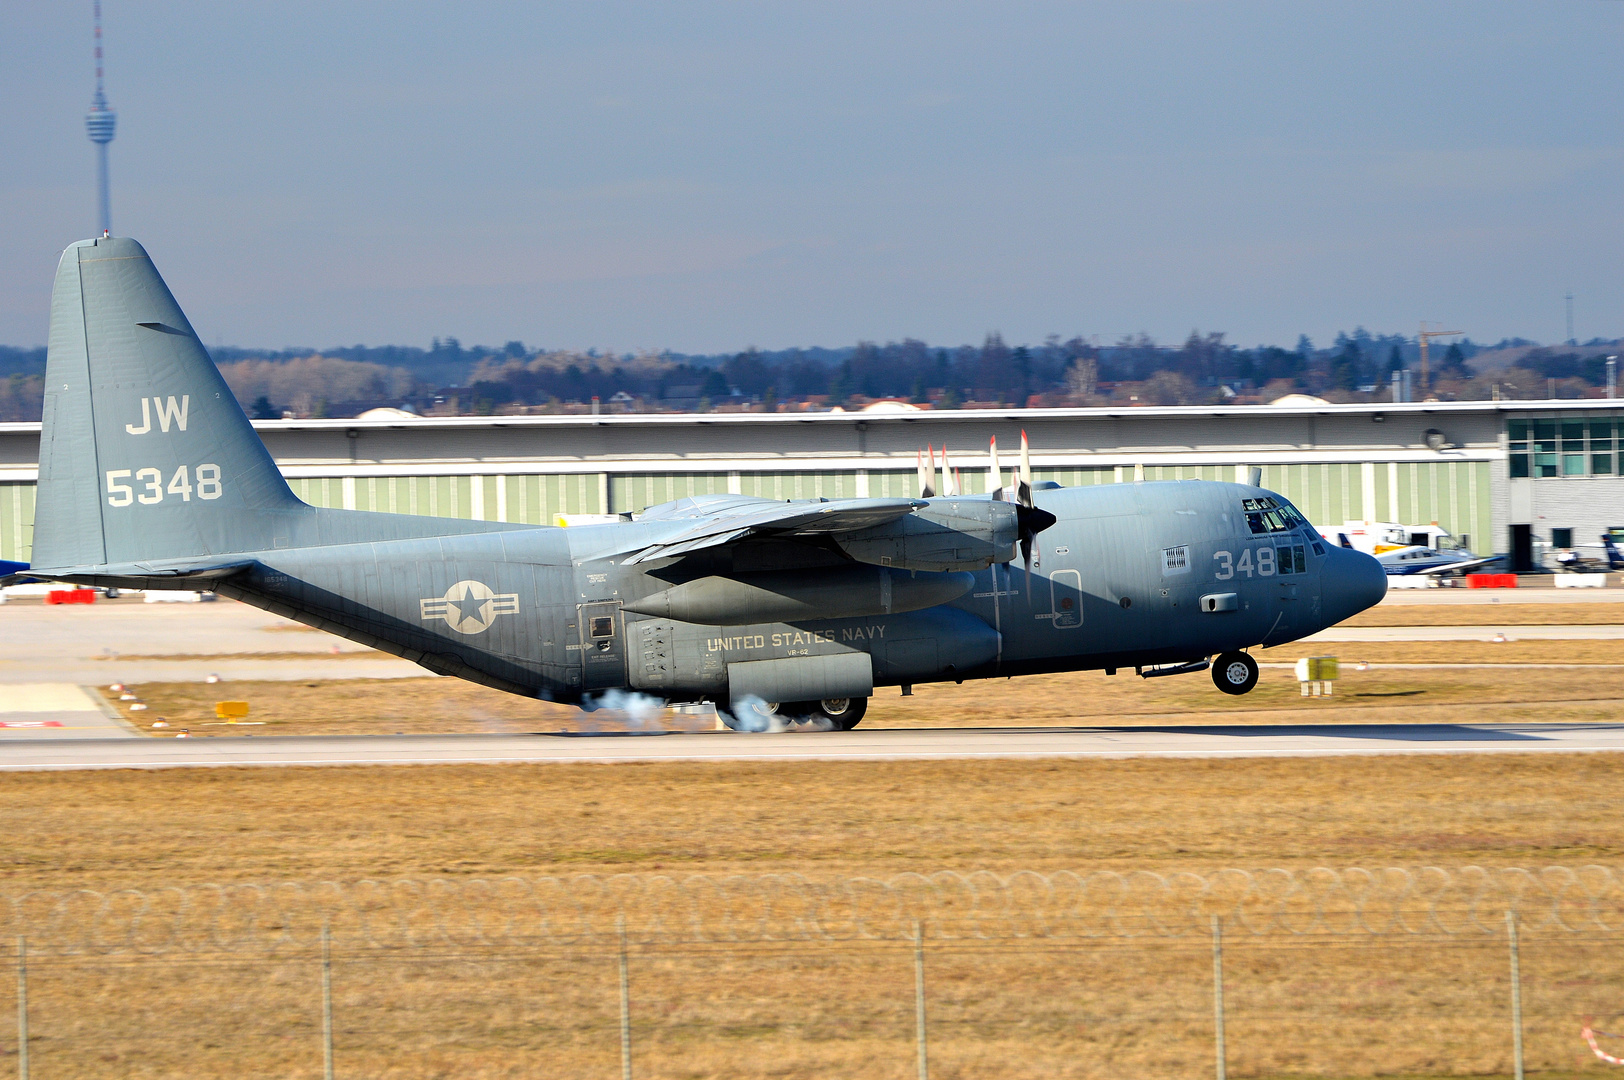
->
[[2, 2, 1621, 353]]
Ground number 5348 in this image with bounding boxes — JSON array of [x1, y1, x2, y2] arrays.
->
[[106, 464, 222, 506]]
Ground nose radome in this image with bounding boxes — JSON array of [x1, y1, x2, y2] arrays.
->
[[1321, 547, 1387, 625]]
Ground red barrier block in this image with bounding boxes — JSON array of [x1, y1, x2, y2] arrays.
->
[[1466, 573, 1517, 589], [44, 589, 96, 605]]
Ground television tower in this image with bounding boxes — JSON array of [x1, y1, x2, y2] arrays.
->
[[84, 1, 117, 236]]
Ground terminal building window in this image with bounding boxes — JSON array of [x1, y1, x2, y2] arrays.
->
[[1563, 421, 1586, 476], [1510, 417, 1619, 478]]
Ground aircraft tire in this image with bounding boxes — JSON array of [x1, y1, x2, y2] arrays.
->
[[722, 699, 779, 731], [817, 696, 867, 730], [1212, 651, 1259, 695]]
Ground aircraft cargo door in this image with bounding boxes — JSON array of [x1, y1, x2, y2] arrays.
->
[[577, 601, 627, 691]]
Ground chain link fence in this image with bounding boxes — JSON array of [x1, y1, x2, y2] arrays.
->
[[3, 867, 1623, 1078]]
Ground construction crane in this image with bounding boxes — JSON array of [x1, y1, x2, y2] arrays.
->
[[1418, 322, 1462, 395]]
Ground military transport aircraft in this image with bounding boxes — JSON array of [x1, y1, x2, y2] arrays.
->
[[11, 237, 1387, 728]]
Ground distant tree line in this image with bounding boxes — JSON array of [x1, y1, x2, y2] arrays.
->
[[0, 331, 1620, 421]]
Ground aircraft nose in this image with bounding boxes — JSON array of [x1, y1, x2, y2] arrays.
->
[[1320, 546, 1387, 625]]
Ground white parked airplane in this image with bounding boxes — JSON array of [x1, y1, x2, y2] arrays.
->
[[1321, 521, 1500, 577]]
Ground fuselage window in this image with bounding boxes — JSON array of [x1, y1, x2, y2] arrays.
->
[[589, 616, 615, 639], [1276, 544, 1307, 574]]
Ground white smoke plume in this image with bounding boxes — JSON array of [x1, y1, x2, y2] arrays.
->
[[571, 692, 837, 733], [718, 696, 834, 733], [577, 689, 669, 731]]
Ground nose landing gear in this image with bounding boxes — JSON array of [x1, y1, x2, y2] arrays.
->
[[1212, 651, 1259, 695]]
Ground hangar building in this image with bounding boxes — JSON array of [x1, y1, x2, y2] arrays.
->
[[0, 399, 1619, 570]]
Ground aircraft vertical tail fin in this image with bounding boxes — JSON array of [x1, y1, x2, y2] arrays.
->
[[31, 237, 304, 572]]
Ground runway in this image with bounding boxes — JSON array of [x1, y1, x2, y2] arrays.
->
[[0, 597, 424, 683], [4, 722, 1624, 770]]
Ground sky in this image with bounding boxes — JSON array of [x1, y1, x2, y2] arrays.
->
[[1, 2, 1621, 354]]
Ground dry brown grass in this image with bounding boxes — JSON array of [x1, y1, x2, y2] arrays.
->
[[1261, 640, 1624, 664], [100, 659, 1624, 736], [10, 939, 1611, 1080], [1343, 602, 1624, 627], [2, 755, 1622, 1078], [3, 754, 1621, 887]]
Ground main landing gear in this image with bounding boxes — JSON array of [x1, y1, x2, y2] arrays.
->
[[780, 698, 868, 730], [1211, 651, 1259, 696], [724, 697, 869, 731]]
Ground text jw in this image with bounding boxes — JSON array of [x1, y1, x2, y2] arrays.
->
[[125, 396, 188, 435]]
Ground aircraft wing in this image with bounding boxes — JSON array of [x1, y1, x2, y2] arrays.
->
[[621, 497, 928, 565]]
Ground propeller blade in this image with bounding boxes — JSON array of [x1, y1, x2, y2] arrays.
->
[[917, 447, 935, 499], [988, 436, 1005, 501], [941, 445, 959, 496], [1018, 430, 1033, 508]]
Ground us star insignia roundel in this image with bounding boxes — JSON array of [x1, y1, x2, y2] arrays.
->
[[420, 580, 520, 634]]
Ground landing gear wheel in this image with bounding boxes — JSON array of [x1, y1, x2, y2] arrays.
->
[[1212, 651, 1259, 696], [722, 699, 779, 730], [816, 697, 867, 730]]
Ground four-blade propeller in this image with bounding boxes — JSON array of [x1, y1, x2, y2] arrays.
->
[[921, 430, 1058, 576]]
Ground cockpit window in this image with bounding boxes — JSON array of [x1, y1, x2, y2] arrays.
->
[[1241, 496, 1307, 533]]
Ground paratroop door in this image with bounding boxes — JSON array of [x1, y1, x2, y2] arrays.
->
[[1049, 569, 1082, 628], [577, 601, 626, 691]]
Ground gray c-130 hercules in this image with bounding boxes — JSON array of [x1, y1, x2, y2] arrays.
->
[[16, 237, 1388, 727]]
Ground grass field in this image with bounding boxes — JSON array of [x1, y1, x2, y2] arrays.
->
[[102, 656, 1624, 736], [3, 754, 1623, 1079], [1342, 601, 1624, 626], [3, 752, 1619, 886]]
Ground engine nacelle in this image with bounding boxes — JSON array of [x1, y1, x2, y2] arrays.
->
[[834, 498, 1019, 572], [623, 565, 974, 626]]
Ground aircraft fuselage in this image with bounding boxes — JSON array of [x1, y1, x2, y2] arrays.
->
[[203, 479, 1386, 704]]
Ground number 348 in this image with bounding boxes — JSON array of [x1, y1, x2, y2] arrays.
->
[[1213, 547, 1274, 579], [106, 464, 222, 506]]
